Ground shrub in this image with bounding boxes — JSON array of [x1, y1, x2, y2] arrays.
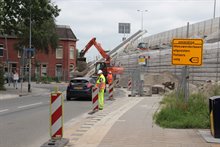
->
[[154, 92, 209, 128]]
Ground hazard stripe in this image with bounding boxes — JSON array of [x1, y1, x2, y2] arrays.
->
[[52, 127, 62, 138], [51, 106, 62, 125], [51, 93, 61, 103], [93, 94, 98, 103], [51, 94, 62, 114], [51, 117, 62, 137]]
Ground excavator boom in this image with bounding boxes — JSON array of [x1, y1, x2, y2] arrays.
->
[[77, 37, 124, 76], [78, 37, 110, 63]]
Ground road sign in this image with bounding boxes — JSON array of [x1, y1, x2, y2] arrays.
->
[[138, 55, 146, 65], [172, 39, 203, 66]]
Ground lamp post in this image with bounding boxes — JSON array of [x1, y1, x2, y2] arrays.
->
[[28, 2, 32, 92], [137, 10, 148, 30], [213, 0, 216, 19], [4, 34, 10, 86]]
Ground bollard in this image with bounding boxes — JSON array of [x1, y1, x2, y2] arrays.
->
[[127, 78, 132, 91], [41, 87, 69, 147], [92, 87, 99, 112], [114, 79, 120, 88], [107, 82, 115, 100], [50, 87, 63, 139]]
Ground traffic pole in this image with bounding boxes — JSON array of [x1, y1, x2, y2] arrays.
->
[[108, 82, 115, 100], [41, 87, 69, 147], [50, 87, 63, 139], [128, 78, 132, 91], [92, 87, 99, 112]]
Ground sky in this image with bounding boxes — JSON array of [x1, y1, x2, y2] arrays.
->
[[52, 0, 220, 61]]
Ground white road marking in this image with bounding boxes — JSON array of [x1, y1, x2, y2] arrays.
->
[[0, 109, 9, 113], [18, 102, 43, 109]]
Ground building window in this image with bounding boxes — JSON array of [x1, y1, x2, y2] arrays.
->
[[69, 64, 74, 78], [70, 46, 74, 59], [56, 45, 63, 59], [41, 64, 47, 77], [0, 44, 4, 57]]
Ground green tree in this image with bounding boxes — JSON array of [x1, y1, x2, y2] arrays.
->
[[0, 0, 60, 52]]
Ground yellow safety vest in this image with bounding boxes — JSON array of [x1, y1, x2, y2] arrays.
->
[[96, 74, 106, 90]]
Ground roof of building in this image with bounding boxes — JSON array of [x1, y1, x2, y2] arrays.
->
[[0, 25, 78, 41], [56, 25, 78, 41]]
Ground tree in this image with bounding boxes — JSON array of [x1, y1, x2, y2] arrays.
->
[[0, 0, 60, 52]]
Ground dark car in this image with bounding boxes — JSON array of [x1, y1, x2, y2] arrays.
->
[[66, 77, 96, 101]]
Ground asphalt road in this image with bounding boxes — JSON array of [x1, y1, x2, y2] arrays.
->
[[0, 91, 92, 147], [0, 83, 127, 147]]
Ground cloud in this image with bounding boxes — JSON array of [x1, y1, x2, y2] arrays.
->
[[53, 0, 220, 60]]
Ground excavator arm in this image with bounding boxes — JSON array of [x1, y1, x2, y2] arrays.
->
[[79, 37, 110, 63]]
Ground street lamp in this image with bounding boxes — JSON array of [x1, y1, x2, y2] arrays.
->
[[28, 2, 32, 92], [137, 9, 148, 30], [4, 34, 10, 86], [213, 0, 216, 19]]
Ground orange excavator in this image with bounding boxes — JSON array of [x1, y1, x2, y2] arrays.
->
[[77, 37, 124, 77]]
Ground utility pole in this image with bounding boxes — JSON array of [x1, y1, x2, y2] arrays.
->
[[28, 1, 32, 92], [137, 10, 148, 30], [213, 0, 216, 19], [4, 34, 10, 86]]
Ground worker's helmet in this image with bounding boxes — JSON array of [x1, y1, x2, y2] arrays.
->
[[97, 70, 103, 74]]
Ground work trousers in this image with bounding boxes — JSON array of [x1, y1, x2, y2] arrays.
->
[[98, 89, 105, 109]]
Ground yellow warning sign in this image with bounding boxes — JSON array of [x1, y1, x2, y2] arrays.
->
[[172, 39, 203, 66]]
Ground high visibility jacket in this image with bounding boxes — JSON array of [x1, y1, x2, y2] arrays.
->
[[107, 73, 113, 84], [96, 74, 106, 90]]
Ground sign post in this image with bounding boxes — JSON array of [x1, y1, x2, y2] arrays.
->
[[172, 38, 203, 102]]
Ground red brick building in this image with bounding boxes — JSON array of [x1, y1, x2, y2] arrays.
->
[[0, 25, 78, 81]]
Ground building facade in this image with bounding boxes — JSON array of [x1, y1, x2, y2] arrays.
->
[[0, 25, 78, 81]]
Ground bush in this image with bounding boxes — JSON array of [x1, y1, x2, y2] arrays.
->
[[40, 76, 53, 84], [154, 92, 209, 128]]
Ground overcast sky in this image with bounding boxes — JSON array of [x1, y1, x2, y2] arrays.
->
[[52, 0, 220, 61]]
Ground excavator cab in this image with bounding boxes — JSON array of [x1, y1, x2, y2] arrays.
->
[[95, 62, 108, 76], [137, 42, 148, 50]]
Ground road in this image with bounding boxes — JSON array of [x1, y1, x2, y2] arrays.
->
[[0, 90, 92, 147]]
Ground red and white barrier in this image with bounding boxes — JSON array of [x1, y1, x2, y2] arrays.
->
[[108, 83, 114, 99], [114, 79, 120, 88], [92, 87, 99, 111], [50, 91, 63, 139], [128, 78, 132, 91]]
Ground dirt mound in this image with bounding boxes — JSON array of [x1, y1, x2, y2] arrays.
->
[[144, 71, 179, 86]]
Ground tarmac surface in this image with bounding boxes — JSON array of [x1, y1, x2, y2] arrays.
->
[[63, 89, 220, 147], [1, 83, 220, 147]]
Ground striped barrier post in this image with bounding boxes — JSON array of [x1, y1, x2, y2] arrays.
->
[[92, 87, 99, 111], [114, 79, 120, 88], [108, 82, 114, 100], [50, 88, 63, 140], [128, 78, 132, 91]]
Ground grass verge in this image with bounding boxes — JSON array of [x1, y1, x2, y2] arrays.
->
[[154, 92, 209, 128]]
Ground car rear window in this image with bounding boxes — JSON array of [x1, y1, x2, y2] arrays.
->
[[71, 79, 88, 83]]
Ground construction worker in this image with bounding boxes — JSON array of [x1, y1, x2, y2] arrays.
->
[[107, 71, 113, 85], [106, 71, 115, 101], [96, 70, 106, 110]]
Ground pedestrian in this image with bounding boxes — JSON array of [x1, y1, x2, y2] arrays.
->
[[13, 70, 19, 89], [96, 70, 106, 110]]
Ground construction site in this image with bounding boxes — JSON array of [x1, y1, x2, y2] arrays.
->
[[71, 17, 220, 98]]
